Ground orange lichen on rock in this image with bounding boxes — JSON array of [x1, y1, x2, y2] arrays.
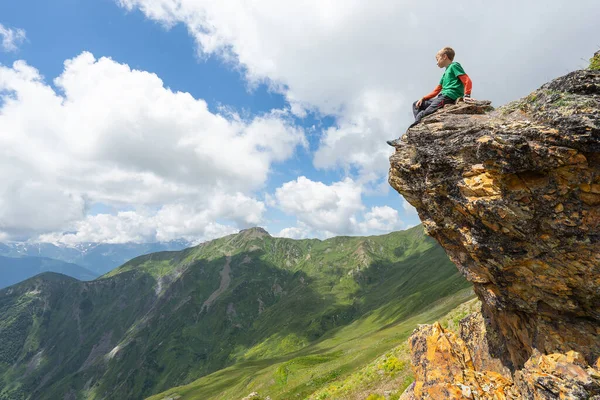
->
[[403, 318, 600, 399]]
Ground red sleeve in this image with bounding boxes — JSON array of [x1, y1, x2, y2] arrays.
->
[[422, 84, 442, 100], [458, 74, 472, 95]]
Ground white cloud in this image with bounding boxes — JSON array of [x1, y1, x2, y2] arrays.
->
[[0, 24, 26, 52], [275, 176, 363, 236], [0, 52, 304, 241], [277, 223, 311, 240], [357, 206, 404, 233], [116, 0, 600, 182], [0, 180, 86, 238], [313, 89, 403, 184], [273, 177, 403, 237], [37, 198, 251, 245]]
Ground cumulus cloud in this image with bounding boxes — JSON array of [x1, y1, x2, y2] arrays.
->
[[277, 223, 311, 240], [116, 0, 600, 183], [314, 89, 404, 183], [0, 53, 304, 241], [0, 181, 86, 238], [37, 195, 260, 245], [274, 177, 363, 236], [273, 177, 403, 237], [0, 23, 26, 52], [357, 206, 404, 233]]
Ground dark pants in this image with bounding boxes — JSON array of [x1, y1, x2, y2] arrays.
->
[[412, 94, 455, 124]]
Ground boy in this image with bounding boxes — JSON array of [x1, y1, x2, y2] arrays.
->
[[387, 47, 472, 147]]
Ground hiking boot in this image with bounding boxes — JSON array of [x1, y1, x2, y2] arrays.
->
[[386, 138, 403, 147]]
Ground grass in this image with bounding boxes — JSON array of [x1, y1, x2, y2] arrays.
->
[[439, 297, 481, 333], [147, 288, 475, 400], [590, 51, 600, 71]]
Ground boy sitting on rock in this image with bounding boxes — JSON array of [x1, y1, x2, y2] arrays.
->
[[387, 47, 472, 147]]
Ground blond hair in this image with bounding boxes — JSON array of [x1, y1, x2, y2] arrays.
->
[[438, 47, 455, 61]]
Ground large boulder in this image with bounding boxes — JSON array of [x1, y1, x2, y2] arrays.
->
[[390, 67, 600, 399]]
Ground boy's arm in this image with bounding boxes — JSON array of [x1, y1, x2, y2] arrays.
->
[[422, 84, 442, 100], [458, 74, 472, 97]]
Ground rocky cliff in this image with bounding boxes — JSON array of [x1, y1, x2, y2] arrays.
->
[[389, 64, 600, 399]]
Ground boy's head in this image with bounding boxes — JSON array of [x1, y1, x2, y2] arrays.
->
[[436, 47, 455, 68]]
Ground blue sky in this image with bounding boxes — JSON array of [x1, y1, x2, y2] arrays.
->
[[1, 0, 599, 244]]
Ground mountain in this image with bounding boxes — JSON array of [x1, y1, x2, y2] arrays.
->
[[0, 239, 192, 275], [0, 226, 471, 400], [0, 256, 98, 289], [389, 63, 600, 398]]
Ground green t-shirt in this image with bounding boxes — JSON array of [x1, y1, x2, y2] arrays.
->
[[439, 62, 466, 100]]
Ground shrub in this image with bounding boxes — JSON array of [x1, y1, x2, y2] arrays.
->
[[590, 51, 600, 71], [382, 356, 405, 375]]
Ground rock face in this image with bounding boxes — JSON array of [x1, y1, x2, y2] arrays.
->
[[390, 67, 600, 398]]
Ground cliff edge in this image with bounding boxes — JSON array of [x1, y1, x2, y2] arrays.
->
[[389, 65, 600, 399]]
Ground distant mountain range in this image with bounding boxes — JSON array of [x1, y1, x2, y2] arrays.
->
[[0, 239, 192, 276], [0, 256, 98, 289], [0, 226, 472, 400]]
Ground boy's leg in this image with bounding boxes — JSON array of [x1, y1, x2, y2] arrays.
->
[[414, 95, 454, 122], [413, 99, 433, 119], [408, 98, 433, 129], [386, 96, 450, 147]]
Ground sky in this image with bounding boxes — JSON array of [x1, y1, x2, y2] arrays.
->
[[0, 0, 599, 245]]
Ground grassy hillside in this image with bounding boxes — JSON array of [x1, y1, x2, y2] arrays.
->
[[0, 226, 471, 400], [149, 289, 476, 400]]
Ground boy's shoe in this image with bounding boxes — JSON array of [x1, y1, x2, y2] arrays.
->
[[388, 120, 420, 146], [386, 138, 402, 147]]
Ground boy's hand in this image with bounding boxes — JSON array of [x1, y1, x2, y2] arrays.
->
[[416, 98, 424, 108]]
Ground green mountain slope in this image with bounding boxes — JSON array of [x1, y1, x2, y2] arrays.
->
[[0, 226, 471, 400], [150, 289, 476, 400]]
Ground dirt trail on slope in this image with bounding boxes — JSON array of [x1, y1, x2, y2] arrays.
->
[[201, 255, 231, 312]]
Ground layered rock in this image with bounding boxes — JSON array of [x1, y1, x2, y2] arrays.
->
[[390, 67, 600, 398]]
